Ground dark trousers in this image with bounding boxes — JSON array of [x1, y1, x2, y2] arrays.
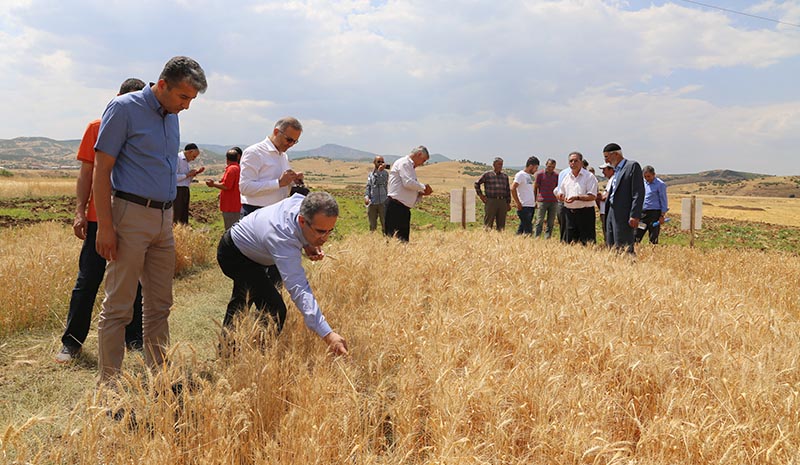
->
[[217, 230, 286, 330], [558, 202, 568, 242], [635, 209, 662, 244], [600, 213, 606, 239], [516, 206, 535, 235], [605, 203, 636, 254], [384, 198, 411, 242], [565, 207, 597, 245], [61, 221, 143, 350], [173, 186, 190, 225]]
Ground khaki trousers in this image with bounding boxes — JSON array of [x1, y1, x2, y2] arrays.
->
[[98, 197, 175, 382]]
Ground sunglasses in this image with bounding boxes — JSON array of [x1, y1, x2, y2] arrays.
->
[[278, 129, 299, 145]]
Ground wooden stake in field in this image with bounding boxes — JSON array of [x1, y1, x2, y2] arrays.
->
[[461, 187, 466, 229], [450, 187, 476, 228], [681, 195, 703, 248]]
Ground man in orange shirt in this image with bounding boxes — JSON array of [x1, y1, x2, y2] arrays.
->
[[55, 78, 146, 363], [206, 147, 242, 230]]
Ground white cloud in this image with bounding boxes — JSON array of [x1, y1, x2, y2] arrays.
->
[[0, 0, 798, 175]]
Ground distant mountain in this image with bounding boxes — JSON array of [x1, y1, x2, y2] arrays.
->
[[0, 137, 81, 168], [0, 138, 452, 169], [290, 143, 450, 164]]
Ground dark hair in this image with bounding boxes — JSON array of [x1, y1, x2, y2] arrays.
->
[[300, 192, 339, 219], [231, 146, 243, 156], [526, 156, 540, 167], [226, 149, 239, 162], [119, 78, 145, 95], [569, 151, 583, 161], [184, 143, 198, 151], [159, 56, 208, 93]]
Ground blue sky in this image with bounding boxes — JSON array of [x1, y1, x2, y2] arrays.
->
[[1, 0, 798, 174]]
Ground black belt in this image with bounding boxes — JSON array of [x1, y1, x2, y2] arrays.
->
[[486, 196, 508, 200], [113, 190, 173, 210]]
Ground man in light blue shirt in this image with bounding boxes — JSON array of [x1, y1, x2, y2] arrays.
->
[[174, 143, 205, 224], [217, 192, 348, 356], [636, 165, 669, 244], [93, 56, 207, 383]]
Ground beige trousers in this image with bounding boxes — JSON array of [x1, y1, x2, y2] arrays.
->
[[98, 197, 175, 382]]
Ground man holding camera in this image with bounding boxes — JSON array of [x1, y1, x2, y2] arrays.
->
[[365, 156, 389, 232], [384, 146, 433, 242]]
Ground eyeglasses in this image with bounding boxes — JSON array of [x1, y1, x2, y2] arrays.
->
[[306, 221, 335, 237], [278, 129, 299, 145]]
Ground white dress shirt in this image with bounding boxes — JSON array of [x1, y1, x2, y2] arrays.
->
[[555, 168, 598, 209], [239, 137, 291, 207], [176, 151, 193, 187], [387, 155, 426, 208]]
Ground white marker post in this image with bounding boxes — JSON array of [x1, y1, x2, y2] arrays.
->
[[451, 187, 476, 228], [681, 195, 703, 247]]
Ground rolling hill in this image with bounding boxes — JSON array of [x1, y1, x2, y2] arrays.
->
[[2, 137, 798, 198]]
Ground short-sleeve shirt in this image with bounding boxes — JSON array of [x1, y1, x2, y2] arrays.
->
[[219, 164, 242, 213], [535, 170, 558, 203], [77, 119, 101, 222], [513, 170, 535, 207], [95, 84, 180, 202]]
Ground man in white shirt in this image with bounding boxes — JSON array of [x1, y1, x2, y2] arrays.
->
[[239, 116, 304, 286], [555, 151, 598, 245], [510, 156, 539, 235], [174, 143, 204, 225], [384, 146, 433, 242], [239, 116, 304, 217]]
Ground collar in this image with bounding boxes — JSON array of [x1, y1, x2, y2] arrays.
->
[[291, 210, 311, 247], [262, 136, 282, 156], [143, 84, 166, 117]]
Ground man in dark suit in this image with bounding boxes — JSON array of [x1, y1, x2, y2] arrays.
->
[[602, 143, 644, 254]]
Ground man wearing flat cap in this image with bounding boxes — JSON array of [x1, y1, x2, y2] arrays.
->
[[601, 143, 644, 254]]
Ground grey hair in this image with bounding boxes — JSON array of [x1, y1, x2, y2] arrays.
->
[[410, 145, 429, 158], [569, 151, 583, 161], [300, 191, 339, 219], [607, 150, 622, 158], [643, 165, 656, 174], [493, 157, 503, 163], [118, 78, 145, 95], [159, 56, 208, 93], [275, 117, 303, 132]]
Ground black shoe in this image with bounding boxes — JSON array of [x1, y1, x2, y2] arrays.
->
[[106, 407, 138, 429], [54, 345, 81, 364], [126, 340, 144, 352]]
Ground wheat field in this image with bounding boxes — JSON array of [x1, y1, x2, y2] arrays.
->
[[672, 194, 800, 227], [3, 229, 799, 464]]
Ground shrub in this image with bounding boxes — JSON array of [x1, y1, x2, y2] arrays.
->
[[173, 224, 217, 277]]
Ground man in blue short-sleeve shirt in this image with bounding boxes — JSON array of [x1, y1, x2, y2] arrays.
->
[[93, 56, 207, 383]]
